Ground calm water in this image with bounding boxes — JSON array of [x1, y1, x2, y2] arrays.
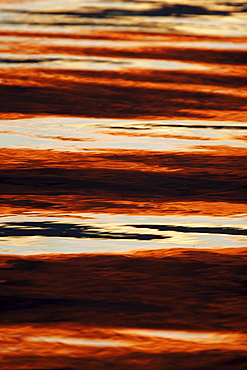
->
[[0, 1, 247, 369]]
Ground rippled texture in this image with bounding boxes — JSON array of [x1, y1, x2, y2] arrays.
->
[[0, 1, 246, 369]]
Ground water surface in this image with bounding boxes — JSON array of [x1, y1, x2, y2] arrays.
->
[[0, 1, 246, 369]]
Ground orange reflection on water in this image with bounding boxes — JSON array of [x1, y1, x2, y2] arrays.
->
[[0, 146, 246, 217], [103, 131, 223, 142], [1, 323, 246, 369], [1, 196, 247, 218], [0, 30, 247, 43], [0, 324, 246, 352], [1, 38, 247, 65], [0, 249, 246, 332], [0, 62, 246, 121], [1, 146, 247, 168], [0, 8, 246, 370]]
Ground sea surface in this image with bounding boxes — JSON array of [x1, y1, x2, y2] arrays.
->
[[0, 1, 246, 369]]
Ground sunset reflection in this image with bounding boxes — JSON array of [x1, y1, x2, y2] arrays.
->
[[0, 249, 246, 368], [1, 324, 246, 369], [0, 0, 246, 368]]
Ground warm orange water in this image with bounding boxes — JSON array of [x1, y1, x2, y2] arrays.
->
[[0, 1, 246, 369]]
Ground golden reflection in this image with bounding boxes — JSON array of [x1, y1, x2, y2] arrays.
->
[[1, 146, 247, 168], [1, 323, 246, 370], [0, 249, 246, 369], [0, 66, 246, 120], [0, 324, 246, 354], [0, 28, 247, 123], [1, 42, 247, 68], [0, 147, 246, 217], [0, 30, 246, 43], [0, 248, 246, 331], [103, 131, 219, 141], [0, 4, 247, 369], [1, 197, 247, 218], [3, 69, 246, 97]]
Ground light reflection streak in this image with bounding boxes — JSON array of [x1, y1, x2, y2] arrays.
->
[[0, 21, 246, 38], [1, 324, 246, 355], [27, 336, 130, 347], [0, 9, 247, 38], [1, 36, 247, 50], [0, 53, 213, 71], [0, 117, 246, 152], [118, 328, 245, 343], [2, 214, 247, 230], [0, 228, 246, 256]]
